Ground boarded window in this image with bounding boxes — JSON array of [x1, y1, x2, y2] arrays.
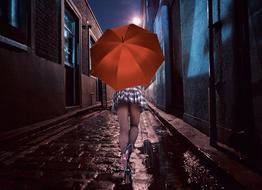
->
[[35, 0, 61, 63]]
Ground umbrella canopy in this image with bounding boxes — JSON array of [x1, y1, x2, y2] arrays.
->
[[90, 23, 164, 91]]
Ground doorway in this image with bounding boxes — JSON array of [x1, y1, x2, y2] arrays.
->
[[96, 79, 102, 103], [64, 5, 80, 106]]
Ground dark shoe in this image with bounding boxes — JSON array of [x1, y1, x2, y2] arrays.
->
[[121, 163, 132, 184]]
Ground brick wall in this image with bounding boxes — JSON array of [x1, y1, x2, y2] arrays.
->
[[71, 0, 102, 76], [35, 0, 61, 63]]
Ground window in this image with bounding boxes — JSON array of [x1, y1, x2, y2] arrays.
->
[[89, 34, 96, 75], [64, 7, 78, 67], [0, 0, 29, 44]]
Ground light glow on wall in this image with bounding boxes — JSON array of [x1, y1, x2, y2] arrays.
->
[[187, 0, 208, 77], [131, 17, 142, 26]]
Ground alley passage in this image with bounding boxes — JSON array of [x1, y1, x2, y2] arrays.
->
[[0, 109, 241, 190]]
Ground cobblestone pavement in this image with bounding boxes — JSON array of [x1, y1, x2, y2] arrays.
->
[[0, 109, 241, 190]]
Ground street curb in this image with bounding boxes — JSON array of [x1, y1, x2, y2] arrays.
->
[[146, 100, 262, 190], [0, 103, 103, 144]]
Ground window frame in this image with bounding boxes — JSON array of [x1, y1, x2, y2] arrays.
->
[[64, 5, 78, 68], [88, 29, 97, 79], [62, 0, 83, 107], [0, 0, 30, 47]]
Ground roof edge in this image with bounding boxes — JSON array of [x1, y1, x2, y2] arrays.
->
[[85, 0, 103, 34]]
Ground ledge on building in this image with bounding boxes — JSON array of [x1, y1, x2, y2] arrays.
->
[[0, 102, 102, 144], [0, 35, 28, 51]]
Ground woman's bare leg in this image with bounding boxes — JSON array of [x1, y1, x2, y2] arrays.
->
[[129, 103, 141, 146], [117, 103, 129, 168]]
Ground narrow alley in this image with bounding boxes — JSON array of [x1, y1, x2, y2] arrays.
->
[[0, 108, 241, 190], [0, 0, 262, 189]]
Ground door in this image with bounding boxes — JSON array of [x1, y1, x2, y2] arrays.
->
[[64, 5, 80, 106], [96, 79, 102, 103]]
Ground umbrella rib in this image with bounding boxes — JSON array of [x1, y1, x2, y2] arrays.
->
[[125, 33, 161, 52], [127, 43, 164, 63], [114, 47, 124, 88], [108, 29, 121, 39], [92, 44, 120, 69], [127, 43, 162, 54], [96, 29, 121, 45], [125, 47, 149, 82], [123, 24, 132, 42]]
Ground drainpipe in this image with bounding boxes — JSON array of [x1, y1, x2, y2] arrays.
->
[[207, 0, 217, 146], [159, 0, 172, 112], [101, 82, 107, 109]]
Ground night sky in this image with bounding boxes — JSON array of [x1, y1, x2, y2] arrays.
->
[[88, 0, 142, 31]]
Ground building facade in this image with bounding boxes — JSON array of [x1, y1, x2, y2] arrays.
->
[[0, 0, 114, 131], [142, 0, 262, 154]]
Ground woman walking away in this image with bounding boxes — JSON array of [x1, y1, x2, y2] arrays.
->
[[111, 85, 147, 184]]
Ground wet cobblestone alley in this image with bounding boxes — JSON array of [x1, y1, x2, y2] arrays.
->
[[0, 109, 241, 190]]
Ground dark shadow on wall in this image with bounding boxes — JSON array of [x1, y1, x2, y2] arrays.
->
[[203, 0, 234, 138], [169, 0, 184, 117], [180, 0, 209, 129], [180, 0, 195, 78], [201, 0, 262, 175]]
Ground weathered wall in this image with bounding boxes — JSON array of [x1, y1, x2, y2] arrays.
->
[[144, 83, 156, 105], [211, 0, 238, 143], [211, 0, 236, 141], [248, 0, 262, 145], [143, 0, 261, 152], [179, 0, 209, 131], [0, 0, 106, 131], [144, 2, 172, 111], [143, 0, 159, 31], [153, 7, 166, 110], [0, 49, 65, 130], [170, 0, 184, 116], [72, 0, 104, 107], [106, 85, 114, 103], [0, 0, 64, 131], [81, 75, 97, 106]]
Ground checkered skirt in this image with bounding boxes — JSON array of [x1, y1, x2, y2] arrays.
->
[[111, 86, 147, 115]]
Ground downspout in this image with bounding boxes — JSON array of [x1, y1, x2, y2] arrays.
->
[[207, 0, 217, 146], [160, 0, 172, 112]]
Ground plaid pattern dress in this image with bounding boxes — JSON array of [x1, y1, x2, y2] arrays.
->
[[111, 85, 147, 115]]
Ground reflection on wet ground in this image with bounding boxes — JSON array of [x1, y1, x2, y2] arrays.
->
[[0, 110, 242, 190], [118, 111, 242, 190]]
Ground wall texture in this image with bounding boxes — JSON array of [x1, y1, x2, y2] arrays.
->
[[0, 42, 65, 130], [179, 0, 209, 132], [142, 0, 261, 151], [0, 0, 110, 131], [0, 0, 64, 130], [248, 0, 262, 145]]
